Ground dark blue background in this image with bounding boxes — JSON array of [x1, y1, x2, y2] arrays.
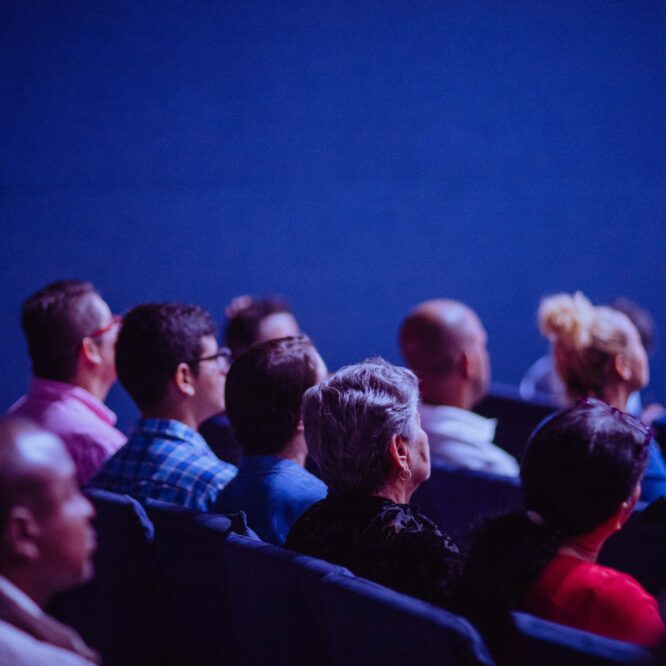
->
[[2, 1, 665, 431]]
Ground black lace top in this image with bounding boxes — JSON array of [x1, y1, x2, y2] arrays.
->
[[285, 494, 460, 608]]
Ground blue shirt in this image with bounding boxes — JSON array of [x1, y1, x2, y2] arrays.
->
[[642, 441, 666, 503], [214, 455, 327, 545], [90, 418, 237, 511]]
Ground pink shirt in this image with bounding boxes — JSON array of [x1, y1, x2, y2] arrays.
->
[[7, 379, 127, 485]]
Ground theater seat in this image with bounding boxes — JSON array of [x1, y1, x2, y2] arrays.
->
[[318, 573, 495, 665], [223, 533, 351, 666], [48, 489, 176, 666], [475, 384, 555, 460], [511, 612, 652, 665], [600, 496, 666, 597], [143, 499, 252, 666], [412, 463, 522, 539]]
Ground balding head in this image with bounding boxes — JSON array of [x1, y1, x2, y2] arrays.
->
[[399, 299, 490, 408], [0, 419, 65, 525], [0, 418, 95, 607]]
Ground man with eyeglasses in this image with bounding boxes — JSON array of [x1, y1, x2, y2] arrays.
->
[[90, 302, 237, 511], [7, 280, 126, 485]]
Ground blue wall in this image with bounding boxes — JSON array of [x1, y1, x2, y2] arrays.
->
[[2, 1, 665, 431]]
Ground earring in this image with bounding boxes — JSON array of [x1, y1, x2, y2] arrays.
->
[[398, 467, 412, 482]]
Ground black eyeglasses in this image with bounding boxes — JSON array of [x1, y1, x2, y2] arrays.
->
[[185, 347, 233, 367]]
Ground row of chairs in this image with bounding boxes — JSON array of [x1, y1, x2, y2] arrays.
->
[[48, 489, 652, 665]]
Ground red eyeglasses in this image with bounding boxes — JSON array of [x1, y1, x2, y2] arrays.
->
[[86, 315, 122, 339]]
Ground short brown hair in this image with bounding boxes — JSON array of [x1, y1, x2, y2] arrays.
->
[[21, 280, 103, 382]]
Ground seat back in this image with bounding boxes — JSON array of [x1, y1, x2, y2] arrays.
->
[[49, 489, 176, 666], [223, 533, 351, 666], [143, 499, 250, 666], [600, 496, 666, 596], [318, 573, 495, 666], [475, 384, 555, 460], [512, 612, 652, 665], [412, 463, 522, 539]]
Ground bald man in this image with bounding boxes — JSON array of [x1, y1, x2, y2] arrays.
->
[[0, 418, 99, 665], [400, 299, 519, 477]]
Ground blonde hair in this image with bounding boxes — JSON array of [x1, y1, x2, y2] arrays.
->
[[539, 292, 635, 401]]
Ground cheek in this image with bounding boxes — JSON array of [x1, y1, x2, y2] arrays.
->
[[42, 518, 91, 582]]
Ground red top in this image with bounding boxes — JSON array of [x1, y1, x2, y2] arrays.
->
[[523, 554, 664, 647]]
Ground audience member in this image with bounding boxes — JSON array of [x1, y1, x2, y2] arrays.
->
[[286, 358, 460, 608], [200, 295, 301, 466], [520, 296, 657, 419], [457, 399, 663, 661], [224, 295, 301, 359], [400, 299, 519, 476], [91, 303, 237, 511], [0, 418, 99, 665], [214, 337, 328, 545], [8, 280, 126, 485], [539, 291, 666, 501]]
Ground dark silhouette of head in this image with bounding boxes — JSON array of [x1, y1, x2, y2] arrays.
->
[[115, 302, 217, 410], [457, 399, 650, 660], [225, 336, 326, 456], [224, 295, 299, 359], [21, 280, 117, 393]]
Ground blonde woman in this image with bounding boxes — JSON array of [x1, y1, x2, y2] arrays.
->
[[539, 291, 666, 502]]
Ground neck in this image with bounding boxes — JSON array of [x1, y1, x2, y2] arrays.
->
[[276, 433, 308, 467], [141, 402, 200, 431], [558, 540, 601, 563], [599, 384, 630, 411], [69, 373, 111, 402], [419, 376, 476, 410], [374, 482, 412, 505], [558, 521, 616, 564], [2, 570, 49, 609]]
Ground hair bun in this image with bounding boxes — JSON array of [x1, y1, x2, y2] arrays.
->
[[225, 295, 253, 319], [539, 291, 595, 349]]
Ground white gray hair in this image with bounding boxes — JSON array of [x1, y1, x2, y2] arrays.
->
[[303, 357, 419, 495]]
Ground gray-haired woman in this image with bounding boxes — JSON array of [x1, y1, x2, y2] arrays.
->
[[286, 358, 460, 607]]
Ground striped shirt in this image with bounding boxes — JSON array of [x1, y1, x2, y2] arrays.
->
[[90, 418, 237, 511]]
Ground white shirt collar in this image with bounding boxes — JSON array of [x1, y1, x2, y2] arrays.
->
[[419, 403, 497, 444], [0, 576, 42, 619]]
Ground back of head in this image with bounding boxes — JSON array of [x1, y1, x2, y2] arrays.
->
[[522, 398, 649, 533], [21, 280, 102, 382], [0, 418, 55, 535], [225, 336, 324, 455], [458, 399, 650, 655], [400, 299, 489, 407], [224, 295, 298, 358], [303, 357, 418, 495], [539, 292, 640, 400], [115, 302, 216, 409], [400, 299, 471, 377]]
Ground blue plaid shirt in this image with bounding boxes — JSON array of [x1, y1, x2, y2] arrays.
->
[[90, 418, 237, 511]]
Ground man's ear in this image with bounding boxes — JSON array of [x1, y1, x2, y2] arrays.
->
[[460, 349, 473, 379], [5, 507, 41, 561], [174, 362, 196, 397], [295, 418, 305, 433], [79, 337, 102, 367]]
